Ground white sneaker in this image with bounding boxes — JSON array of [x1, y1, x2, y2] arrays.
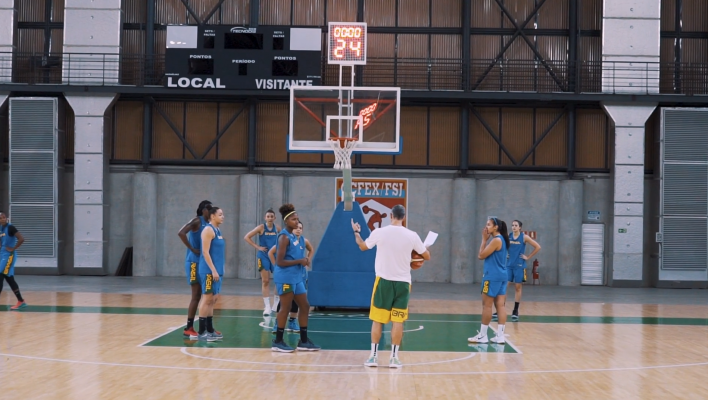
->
[[467, 332, 489, 343], [388, 357, 403, 368], [490, 334, 506, 344], [263, 306, 272, 316], [364, 355, 378, 367]]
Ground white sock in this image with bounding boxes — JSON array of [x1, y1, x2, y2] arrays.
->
[[370, 343, 378, 357], [263, 297, 270, 309], [273, 295, 280, 308], [391, 345, 400, 358], [480, 324, 489, 337], [498, 324, 505, 337]]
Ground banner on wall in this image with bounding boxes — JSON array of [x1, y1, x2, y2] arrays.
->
[[335, 178, 408, 231]]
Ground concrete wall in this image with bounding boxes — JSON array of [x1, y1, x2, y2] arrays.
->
[[96, 167, 636, 285], [2, 164, 658, 285]]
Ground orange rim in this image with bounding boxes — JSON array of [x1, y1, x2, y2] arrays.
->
[[328, 137, 359, 148]]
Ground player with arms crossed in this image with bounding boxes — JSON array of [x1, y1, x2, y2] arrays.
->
[[268, 221, 314, 333], [177, 200, 212, 337], [505, 220, 540, 321], [244, 209, 281, 316], [352, 205, 430, 368], [0, 211, 26, 310], [469, 217, 509, 344], [271, 204, 320, 353]]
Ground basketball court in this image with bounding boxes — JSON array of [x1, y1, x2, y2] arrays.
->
[[2, 277, 707, 399]]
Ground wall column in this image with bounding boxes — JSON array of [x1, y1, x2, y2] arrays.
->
[[450, 178, 475, 284], [602, 0, 660, 286], [132, 172, 157, 276], [0, 0, 16, 83], [558, 180, 583, 285], [65, 94, 118, 273], [63, 0, 122, 84], [238, 174, 259, 279]]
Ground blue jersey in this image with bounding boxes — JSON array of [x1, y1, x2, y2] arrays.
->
[[198, 224, 225, 275], [0, 223, 18, 256], [483, 234, 508, 281], [273, 229, 306, 284], [186, 216, 208, 263], [259, 223, 278, 252], [507, 232, 526, 269]]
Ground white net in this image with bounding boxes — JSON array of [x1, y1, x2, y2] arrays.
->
[[328, 139, 358, 170]]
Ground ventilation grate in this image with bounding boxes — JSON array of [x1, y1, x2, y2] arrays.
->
[[8, 205, 55, 257]]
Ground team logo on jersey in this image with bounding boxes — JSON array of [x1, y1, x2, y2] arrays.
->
[[205, 274, 213, 291], [190, 263, 197, 283]]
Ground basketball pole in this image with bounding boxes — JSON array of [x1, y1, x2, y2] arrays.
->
[[340, 64, 355, 212]]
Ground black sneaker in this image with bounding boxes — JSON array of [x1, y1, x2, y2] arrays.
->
[[491, 313, 498, 321], [296, 339, 321, 351], [511, 313, 519, 321]]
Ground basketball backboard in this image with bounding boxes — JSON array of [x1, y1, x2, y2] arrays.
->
[[288, 86, 401, 154]]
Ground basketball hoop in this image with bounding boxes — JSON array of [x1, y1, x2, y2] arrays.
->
[[328, 137, 358, 170]]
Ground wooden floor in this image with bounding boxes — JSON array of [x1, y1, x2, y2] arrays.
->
[[2, 289, 708, 399]]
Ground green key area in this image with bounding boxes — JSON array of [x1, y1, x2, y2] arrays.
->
[[142, 310, 519, 353]]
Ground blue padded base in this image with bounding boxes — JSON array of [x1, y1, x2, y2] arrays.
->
[[308, 201, 377, 308]]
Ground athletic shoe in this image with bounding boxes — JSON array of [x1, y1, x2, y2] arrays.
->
[[467, 332, 489, 343], [10, 301, 27, 311], [511, 313, 519, 321], [271, 339, 294, 353], [388, 357, 403, 369], [491, 312, 498, 321], [263, 306, 272, 316], [183, 327, 198, 338], [287, 319, 300, 332], [364, 355, 378, 367], [296, 339, 321, 351], [198, 332, 218, 342], [212, 330, 223, 340], [490, 334, 506, 344]]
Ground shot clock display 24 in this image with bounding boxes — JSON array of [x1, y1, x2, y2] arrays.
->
[[328, 22, 367, 65]]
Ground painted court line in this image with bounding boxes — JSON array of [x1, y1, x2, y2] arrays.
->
[[137, 325, 186, 347], [180, 347, 476, 367], [257, 321, 425, 334], [3, 351, 708, 376]]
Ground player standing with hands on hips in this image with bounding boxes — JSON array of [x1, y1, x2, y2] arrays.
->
[[469, 217, 509, 344], [352, 205, 430, 368]]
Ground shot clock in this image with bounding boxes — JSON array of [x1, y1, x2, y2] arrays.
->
[[327, 22, 367, 65]]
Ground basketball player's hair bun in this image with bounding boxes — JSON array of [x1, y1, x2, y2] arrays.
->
[[279, 203, 296, 220]]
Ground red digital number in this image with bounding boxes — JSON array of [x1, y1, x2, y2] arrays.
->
[[354, 102, 378, 130]]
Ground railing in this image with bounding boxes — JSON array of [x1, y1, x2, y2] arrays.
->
[[2, 52, 708, 96]]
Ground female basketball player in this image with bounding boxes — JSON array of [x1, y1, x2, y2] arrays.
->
[[469, 218, 509, 344], [177, 200, 211, 338], [268, 221, 314, 333], [197, 206, 225, 342], [506, 220, 541, 321], [244, 209, 280, 316], [271, 204, 320, 352]]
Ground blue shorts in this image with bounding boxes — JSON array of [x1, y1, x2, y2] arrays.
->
[[200, 272, 222, 295], [508, 268, 527, 284], [257, 253, 273, 273], [1, 253, 16, 277], [481, 280, 507, 298], [276, 281, 307, 296], [185, 260, 200, 285]]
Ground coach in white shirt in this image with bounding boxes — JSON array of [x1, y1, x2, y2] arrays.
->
[[351, 205, 431, 369]]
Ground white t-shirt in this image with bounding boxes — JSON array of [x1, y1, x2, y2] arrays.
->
[[364, 225, 427, 284]]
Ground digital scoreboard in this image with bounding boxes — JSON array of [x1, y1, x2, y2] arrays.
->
[[327, 22, 367, 65], [164, 25, 322, 90]]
